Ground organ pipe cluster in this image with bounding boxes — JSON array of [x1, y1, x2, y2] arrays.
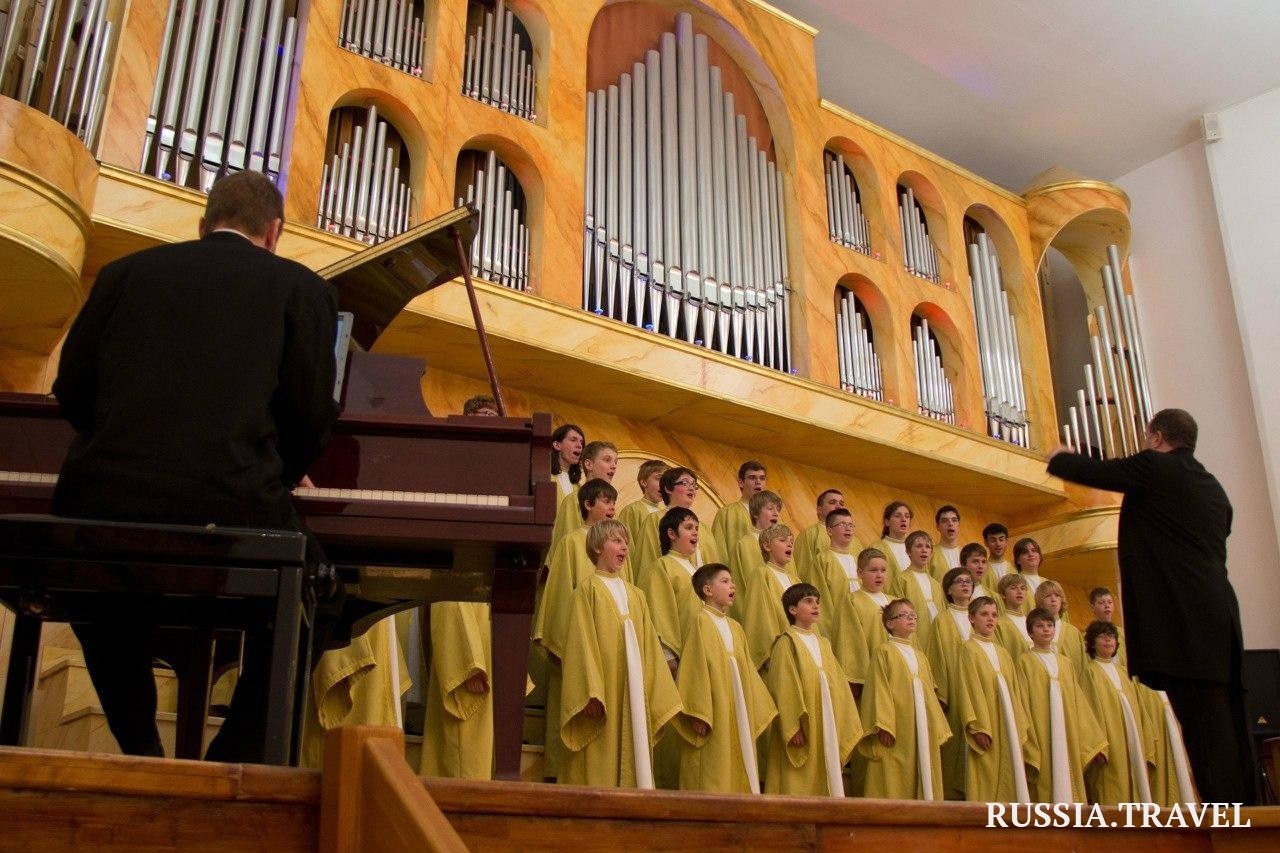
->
[[913, 318, 954, 424], [462, 0, 535, 121], [835, 290, 883, 401], [1061, 245, 1154, 458], [899, 187, 939, 283], [457, 149, 529, 291], [316, 105, 414, 244], [968, 233, 1029, 447], [141, 0, 299, 189], [824, 152, 870, 254], [583, 12, 792, 373], [0, 0, 117, 149], [338, 0, 424, 77]]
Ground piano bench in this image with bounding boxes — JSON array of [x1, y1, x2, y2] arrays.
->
[[0, 513, 312, 766]]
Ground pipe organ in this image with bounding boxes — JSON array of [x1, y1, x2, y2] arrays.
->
[[461, 0, 535, 121], [968, 232, 1029, 447], [315, 104, 414, 243], [835, 290, 883, 401], [825, 151, 870, 255], [0, 0, 118, 148], [898, 186, 939, 283], [913, 316, 954, 424], [582, 11, 792, 373], [456, 148, 529, 291], [338, 0, 424, 76], [141, 0, 300, 189], [1061, 244, 1154, 458]]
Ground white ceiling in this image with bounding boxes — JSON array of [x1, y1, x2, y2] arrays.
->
[[767, 0, 1280, 190]]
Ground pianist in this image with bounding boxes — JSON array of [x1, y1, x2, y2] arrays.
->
[[51, 170, 339, 764]]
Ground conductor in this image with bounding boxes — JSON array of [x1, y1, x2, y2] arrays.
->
[[1048, 408, 1255, 803], [52, 171, 339, 763]]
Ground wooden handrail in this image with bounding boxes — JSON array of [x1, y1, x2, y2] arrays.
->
[[319, 726, 468, 853]]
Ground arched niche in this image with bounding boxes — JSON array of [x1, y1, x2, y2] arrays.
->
[[614, 449, 724, 521], [834, 273, 891, 402], [910, 301, 978, 429], [896, 170, 953, 284], [460, 0, 549, 123], [336, 0, 431, 78], [330, 88, 428, 192], [824, 137, 883, 256], [454, 135, 544, 291], [1036, 208, 1131, 309]]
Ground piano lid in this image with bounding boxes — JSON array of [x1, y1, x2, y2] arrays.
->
[[319, 205, 480, 349]]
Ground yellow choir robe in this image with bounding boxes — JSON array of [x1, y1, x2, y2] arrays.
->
[[1114, 623, 1128, 671], [994, 610, 1034, 665], [809, 547, 866, 680], [890, 567, 946, 653], [987, 559, 1012, 582], [1016, 649, 1107, 803], [673, 606, 778, 793], [618, 497, 662, 543], [421, 602, 492, 779], [927, 543, 962, 584], [728, 529, 765, 620], [857, 637, 952, 800], [763, 625, 862, 796], [870, 537, 907, 589], [1052, 617, 1088, 682], [301, 615, 411, 767], [846, 589, 892, 687], [1082, 657, 1156, 805], [956, 636, 1039, 802], [549, 487, 584, 554], [927, 603, 973, 799], [631, 510, 722, 590], [711, 500, 752, 568], [739, 561, 801, 670], [794, 523, 865, 586], [559, 573, 683, 788], [641, 551, 703, 659], [1133, 679, 1199, 806]]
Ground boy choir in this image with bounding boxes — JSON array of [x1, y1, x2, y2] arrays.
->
[[423, 436, 1199, 807]]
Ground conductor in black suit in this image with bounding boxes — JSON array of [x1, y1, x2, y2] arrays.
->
[[52, 171, 339, 763], [1048, 408, 1255, 803]]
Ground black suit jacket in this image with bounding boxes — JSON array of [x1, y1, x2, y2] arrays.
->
[[52, 231, 339, 529], [1048, 447, 1241, 685]]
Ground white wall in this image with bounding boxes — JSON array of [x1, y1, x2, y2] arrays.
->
[[1115, 136, 1280, 649]]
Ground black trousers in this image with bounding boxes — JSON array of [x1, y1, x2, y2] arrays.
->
[[1145, 672, 1258, 804]]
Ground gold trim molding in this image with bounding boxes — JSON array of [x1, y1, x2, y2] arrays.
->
[[743, 0, 819, 36], [1023, 179, 1131, 209], [0, 159, 94, 240]]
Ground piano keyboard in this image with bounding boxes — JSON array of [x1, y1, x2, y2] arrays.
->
[[0, 472, 509, 507]]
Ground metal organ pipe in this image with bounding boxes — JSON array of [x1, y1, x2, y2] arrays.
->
[[316, 105, 414, 244], [967, 234, 1028, 446], [835, 291, 883, 401], [912, 318, 954, 424], [899, 189, 940, 283], [582, 12, 790, 371], [339, 0, 425, 78]]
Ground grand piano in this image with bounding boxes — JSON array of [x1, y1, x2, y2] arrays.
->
[[0, 206, 555, 779]]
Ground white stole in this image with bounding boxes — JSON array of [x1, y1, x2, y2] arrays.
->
[[600, 575, 654, 788], [977, 639, 1029, 801], [939, 545, 960, 572], [1157, 688, 1198, 803], [555, 470, 572, 499], [948, 605, 971, 641], [796, 629, 843, 797], [885, 539, 909, 574], [908, 569, 938, 620], [989, 560, 1010, 580], [833, 551, 859, 592], [709, 610, 760, 794], [1005, 614, 1031, 648], [1033, 650, 1074, 802], [1099, 659, 1152, 802], [890, 639, 935, 800]]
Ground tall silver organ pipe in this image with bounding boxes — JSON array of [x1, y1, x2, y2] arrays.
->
[[967, 233, 1029, 447], [899, 187, 939, 283], [582, 12, 791, 373], [0, 0, 118, 149], [1060, 244, 1154, 458], [141, 0, 300, 190], [316, 104, 413, 244], [912, 317, 954, 424], [456, 148, 529, 291], [461, 0, 534, 120], [835, 290, 882, 401], [338, 0, 423, 77], [824, 152, 869, 255]]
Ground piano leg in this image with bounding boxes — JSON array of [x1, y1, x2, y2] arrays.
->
[[0, 613, 40, 746], [489, 547, 539, 781], [174, 629, 215, 760]]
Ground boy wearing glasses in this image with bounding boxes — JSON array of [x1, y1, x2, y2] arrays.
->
[[712, 461, 768, 563], [794, 490, 860, 583]]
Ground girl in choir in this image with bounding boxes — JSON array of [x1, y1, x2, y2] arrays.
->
[[858, 599, 951, 800], [674, 564, 777, 793], [1011, 536, 1050, 595], [549, 423, 584, 500], [559, 520, 683, 788], [1082, 620, 1155, 805], [956, 597, 1037, 802], [739, 524, 801, 670], [763, 583, 862, 796], [927, 567, 975, 799], [550, 440, 618, 551], [889, 530, 945, 651], [993, 573, 1034, 663], [1033, 580, 1087, 679], [872, 501, 913, 588], [1017, 608, 1107, 803]]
